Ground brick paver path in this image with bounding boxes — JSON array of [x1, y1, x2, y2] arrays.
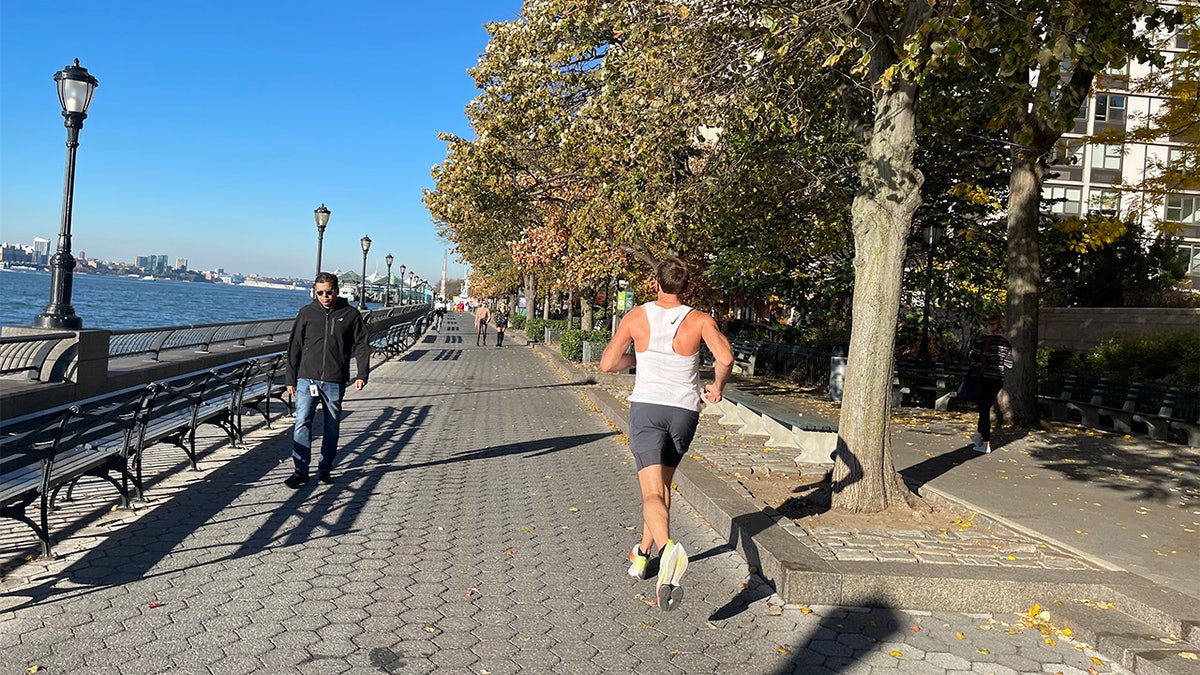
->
[[0, 313, 1125, 674]]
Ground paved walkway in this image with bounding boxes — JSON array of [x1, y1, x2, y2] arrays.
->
[[1, 313, 1134, 673]]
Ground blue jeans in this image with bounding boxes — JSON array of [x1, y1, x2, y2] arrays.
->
[[292, 378, 346, 475]]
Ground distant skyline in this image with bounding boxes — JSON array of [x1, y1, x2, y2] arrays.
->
[[0, 1, 520, 283]]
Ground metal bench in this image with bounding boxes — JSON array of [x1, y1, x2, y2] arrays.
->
[[895, 362, 968, 411], [1, 386, 148, 557], [730, 339, 760, 376]]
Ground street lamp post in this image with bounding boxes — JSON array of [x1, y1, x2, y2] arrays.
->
[[34, 59, 99, 329], [313, 204, 331, 297], [408, 272, 415, 306], [359, 235, 371, 311], [397, 265, 406, 304], [917, 223, 945, 363], [384, 254, 394, 307]]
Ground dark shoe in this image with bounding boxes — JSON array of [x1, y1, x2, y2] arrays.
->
[[318, 472, 335, 485], [284, 472, 309, 489]]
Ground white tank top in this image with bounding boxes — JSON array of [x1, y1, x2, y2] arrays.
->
[[627, 302, 702, 412]]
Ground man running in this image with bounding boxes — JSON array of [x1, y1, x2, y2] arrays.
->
[[600, 256, 734, 611]]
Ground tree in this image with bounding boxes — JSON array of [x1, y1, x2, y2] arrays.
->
[[950, 0, 1181, 425]]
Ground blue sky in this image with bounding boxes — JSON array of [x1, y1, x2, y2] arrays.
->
[[0, 0, 523, 283]]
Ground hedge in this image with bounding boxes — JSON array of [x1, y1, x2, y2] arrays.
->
[[561, 329, 611, 362]]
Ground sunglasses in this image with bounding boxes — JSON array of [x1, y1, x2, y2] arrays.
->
[[315, 290, 336, 297]]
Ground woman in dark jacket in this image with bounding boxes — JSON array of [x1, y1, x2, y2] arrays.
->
[[493, 302, 510, 347], [968, 315, 1013, 453]]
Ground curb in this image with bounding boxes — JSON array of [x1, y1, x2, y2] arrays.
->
[[533, 342, 1200, 674]]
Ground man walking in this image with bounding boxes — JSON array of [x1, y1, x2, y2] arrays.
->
[[600, 256, 734, 611], [284, 272, 369, 488], [475, 302, 491, 346]]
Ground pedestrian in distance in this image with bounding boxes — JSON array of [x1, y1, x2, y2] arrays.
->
[[433, 298, 447, 331], [475, 302, 491, 346], [493, 301, 510, 347], [969, 314, 1013, 454], [284, 272, 369, 488], [600, 255, 734, 611]]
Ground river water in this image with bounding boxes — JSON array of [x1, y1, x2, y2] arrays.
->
[[0, 270, 364, 331]]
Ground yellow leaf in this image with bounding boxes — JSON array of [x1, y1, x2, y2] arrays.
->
[[1062, 628, 1073, 636], [1179, 652, 1198, 660], [979, 649, 991, 654], [1030, 603, 1041, 616], [777, 646, 791, 655], [1091, 657, 1104, 666], [799, 606, 813, 614], [28, 668, 40, 674], [956, 632, 966, 639], [889, 651, 903, 658], [1046, 638, 1058, 646]]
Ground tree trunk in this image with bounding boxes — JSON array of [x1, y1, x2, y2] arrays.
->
[[542, 288, 550, 319], [567, 288, 575, 328], [581, 287, 594, 331], [831, 82, 924, 514], [1005, 143, 1045, 427], [524, 273, 537, 319]]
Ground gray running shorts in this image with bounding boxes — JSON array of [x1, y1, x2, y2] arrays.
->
[[628, 402, 700, 471]]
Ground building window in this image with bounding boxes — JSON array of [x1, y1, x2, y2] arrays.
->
[[1043, 186, 1083, 215], [1053, 140, 1085, 166], [1093, 94, 1126, 123], [1181, 243, 1200, 277], [1091, 144, 1123, 170], [1166, 194, 1200, 224], [1089, 189, 1121, 216]]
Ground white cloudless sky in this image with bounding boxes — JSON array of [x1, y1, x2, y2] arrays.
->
[[0, 0, 523, 283]]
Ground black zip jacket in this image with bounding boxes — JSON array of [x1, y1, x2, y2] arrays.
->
[[285, 297, 370, 386]]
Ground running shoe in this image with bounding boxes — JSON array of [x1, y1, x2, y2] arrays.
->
[[655, 540, 688, 611], [628, 545, 652, 579]]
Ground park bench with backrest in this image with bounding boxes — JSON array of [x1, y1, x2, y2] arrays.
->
[[895, 362, 969, 411], [1, 354, 292, 557], [729, 339, 760, 376], [0, 386, 148, 557], [1038, 374, 1199, 446]]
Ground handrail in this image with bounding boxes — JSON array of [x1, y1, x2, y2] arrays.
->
[[108, 307, 427, 361], [0, 332, 77, 380], [109, 318, 297, 361]]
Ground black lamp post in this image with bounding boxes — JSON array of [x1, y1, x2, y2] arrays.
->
[[397, 264, 407, 303], [313, 204, 331, 296], [917, 223, 945, 362], [384, 254, 394, 307], [359, 235, 371, 311], [407, 272, 416, 306], [34, 59, 99, 330]]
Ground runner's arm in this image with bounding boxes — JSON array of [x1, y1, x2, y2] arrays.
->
[[701, 317, 733, 403], [600, 311, 638, 373]]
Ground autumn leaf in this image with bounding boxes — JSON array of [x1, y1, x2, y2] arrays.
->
[[889, 651, 903, 658], [777, 646, 791, 655], [956, 632, 966, 639]]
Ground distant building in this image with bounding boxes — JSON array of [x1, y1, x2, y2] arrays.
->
[[135, 255, 150, 269], [1043, 13, 1199, 285], [32, 237, 50, 265], [176, 257, 188, 271]]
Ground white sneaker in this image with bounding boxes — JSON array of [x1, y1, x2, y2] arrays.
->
[[655, 540, 688, 611], [973, 442, 991, 454]]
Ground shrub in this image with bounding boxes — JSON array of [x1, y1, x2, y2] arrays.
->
[[562, 329, 611, 362], [1085, 331, 1199, 388], [509, 313, 525, 329], [524, 317, 547, 342]]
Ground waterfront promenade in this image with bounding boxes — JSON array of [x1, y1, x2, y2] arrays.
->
[[0, 312, 1192, 674]]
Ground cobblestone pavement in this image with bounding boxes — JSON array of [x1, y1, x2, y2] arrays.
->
[[1, 314, 1128, 673]]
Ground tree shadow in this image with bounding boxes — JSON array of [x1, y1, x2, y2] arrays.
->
[[1, 399, 613, 613], [1023, 432, 1200, 503], [897, 445, 984, 491], [706, 436, 864, 621], [772, 601, 905, 674]]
